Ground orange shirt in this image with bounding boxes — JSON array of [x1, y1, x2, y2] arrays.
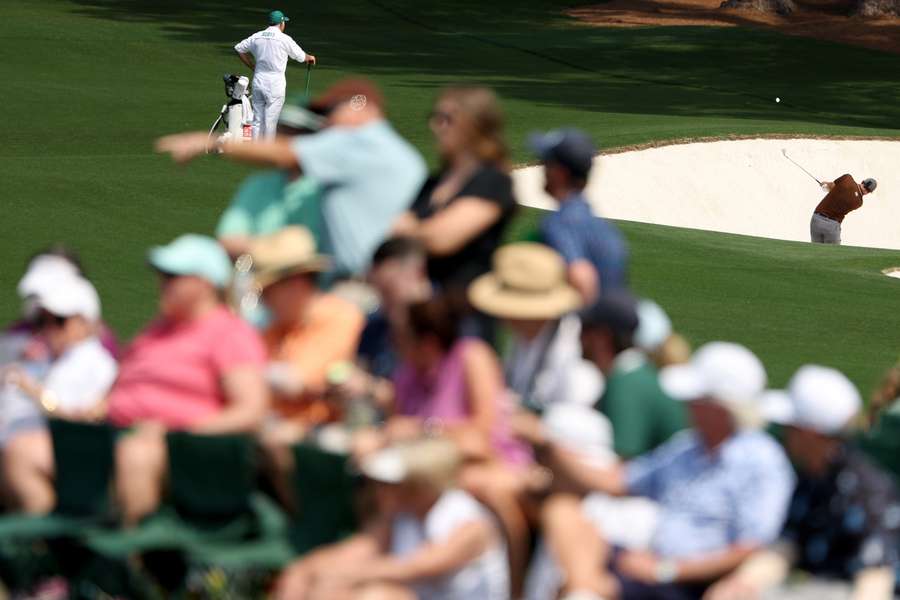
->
[[264, 293, 365, 424], [815, 174, 864, 223]]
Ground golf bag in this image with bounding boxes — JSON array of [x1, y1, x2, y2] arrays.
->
[[207, 74, 253, 150]]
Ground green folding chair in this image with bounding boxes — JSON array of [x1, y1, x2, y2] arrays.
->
[[86, 432, 290, 572], [289, 443, 359, 555], [0, 419, 117, 590]]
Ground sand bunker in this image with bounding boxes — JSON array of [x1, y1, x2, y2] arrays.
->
[[512, 137, 900, 250]]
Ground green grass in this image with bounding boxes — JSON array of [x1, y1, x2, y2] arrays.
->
[[3, 0, 899, 390]]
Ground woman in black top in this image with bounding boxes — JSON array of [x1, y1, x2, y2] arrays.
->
[[393, 86, 518, 291]]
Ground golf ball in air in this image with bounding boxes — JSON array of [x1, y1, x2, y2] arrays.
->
[[776, 97, 781, 103]]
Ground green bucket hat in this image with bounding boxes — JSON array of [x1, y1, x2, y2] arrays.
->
[[268, 10, 289, 25]]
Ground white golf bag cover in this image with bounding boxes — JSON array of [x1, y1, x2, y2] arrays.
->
[[209, 75, 253, 149]]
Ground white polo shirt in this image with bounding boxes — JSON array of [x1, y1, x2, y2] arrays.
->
[[234, 26, 306, 84]]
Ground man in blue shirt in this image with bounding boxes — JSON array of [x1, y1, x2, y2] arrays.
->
[[530, 128, 629, 303], [536, 342, 795, 600]]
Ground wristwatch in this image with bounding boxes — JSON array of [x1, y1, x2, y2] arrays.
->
[[655, 559, 679, 584]]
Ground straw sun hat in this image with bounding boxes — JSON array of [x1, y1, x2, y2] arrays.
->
[[468, 243, 582, 320], [249, 226, 331, 289]]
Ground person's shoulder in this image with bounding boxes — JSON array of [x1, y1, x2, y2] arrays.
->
[[210, 307, 262, 340], [835, 174, 856, 186], [730, 430, 789, 466], [313, 293, 365, 324], [843, 446, 900, 496], [435, 489, 488, 521]]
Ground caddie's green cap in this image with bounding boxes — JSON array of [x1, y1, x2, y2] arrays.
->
[[268, 10, 289, 25], [148, 234, 232, 289]]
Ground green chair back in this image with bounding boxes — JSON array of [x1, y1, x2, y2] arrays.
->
[[50, 419, 116, 518], [166, 433, 256, 525], [290, 444, 358, 554]]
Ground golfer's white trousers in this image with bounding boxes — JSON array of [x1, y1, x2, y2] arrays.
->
[[251, 76, 285, 139]]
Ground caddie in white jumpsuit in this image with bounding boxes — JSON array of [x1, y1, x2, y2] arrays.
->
[[234, 10, 316, 139]]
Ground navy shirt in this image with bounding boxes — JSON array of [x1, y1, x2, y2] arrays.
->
[[783, 445, 900, 579], [540, 194, 629, 294], [356, 310, 396, 379]]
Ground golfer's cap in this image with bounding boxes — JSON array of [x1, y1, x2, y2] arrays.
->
[[147, 234, 231, 289], [36, 275, 101, 322], [579, 291, 639, 336], [862, 178, 877, 192], [310, 78, 384, 114], [542, 404, 616, 466], [17, 255, 80, 300], [762, 365, 861, 435], [661, 342, 766, 406], [635, 299, 672, 353], [268, 10, 289, 25], [359, 447, 407, 484], [529, 128, 596, 178]]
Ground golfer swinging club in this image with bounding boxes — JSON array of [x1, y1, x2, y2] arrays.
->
[[810, 173, 877, 244], [234, 10, 317, 139]]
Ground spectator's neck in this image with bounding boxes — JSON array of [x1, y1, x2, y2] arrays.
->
[[177, 296, 220, 324], [554, 188, 584, 204]]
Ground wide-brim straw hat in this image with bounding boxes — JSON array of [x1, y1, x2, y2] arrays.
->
[[250, 226, 331, 289], [468, 242, 582, 320]]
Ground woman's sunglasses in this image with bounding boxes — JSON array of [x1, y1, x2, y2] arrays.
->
[[428, 110, 454, 128], [36, 311, 67, 329]]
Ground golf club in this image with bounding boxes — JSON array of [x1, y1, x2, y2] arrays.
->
[[304, 62, 312, 99], [781, 148, 823, 186]]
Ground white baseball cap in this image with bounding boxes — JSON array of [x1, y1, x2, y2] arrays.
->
[[359, 447, 407, 484], [17, 255, 80, 300], [542, 404, 616, 467], [661, 341, 767, 407], [762, 365, 861, 435], [634, 299, 672, 353], [36, 276, 101, 322]]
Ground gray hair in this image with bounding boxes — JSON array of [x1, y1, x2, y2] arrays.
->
[[862, 178, 877, 193]]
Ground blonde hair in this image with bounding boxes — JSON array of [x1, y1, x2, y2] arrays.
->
[[396, 436, 462, 492], [439, 86, 509, 171]]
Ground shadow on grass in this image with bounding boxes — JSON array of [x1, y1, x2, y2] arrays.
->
[[67, 0, 900, 132]]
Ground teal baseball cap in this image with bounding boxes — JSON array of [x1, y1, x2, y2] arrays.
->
[[148, 234, 232, 289], [268, 10, 289, 25]]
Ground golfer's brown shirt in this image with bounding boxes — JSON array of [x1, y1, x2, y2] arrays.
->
[[815, 174, 863, 223]]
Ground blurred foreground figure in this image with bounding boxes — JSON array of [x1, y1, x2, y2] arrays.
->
[[275, 437, 508, 600], [537, 342, 794, 600], [106, 235, 268, 524], [157, 78, 427, 277], [2, 276, 116, 513], [707, 366, 898, 600]]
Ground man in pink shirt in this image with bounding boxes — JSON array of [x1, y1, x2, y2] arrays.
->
[[105, 235, 268, 524]]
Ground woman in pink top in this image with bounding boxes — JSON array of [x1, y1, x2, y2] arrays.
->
[[387, 296, 532, 595], [103, 235, 268, 524]]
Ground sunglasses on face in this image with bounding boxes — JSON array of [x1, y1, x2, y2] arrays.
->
[[37, 311, 67, 329], [428, 110, 454, 127]]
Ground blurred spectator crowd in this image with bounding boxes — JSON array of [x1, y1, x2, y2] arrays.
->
[[2, 79, 900, 600]]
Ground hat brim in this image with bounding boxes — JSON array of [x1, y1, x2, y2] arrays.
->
[[760, 390, 796, 426], [468, 273, 582, 320], [359, 449, 406, 484], [659, 364, 709, 401], [528, 132, 554, 161], [255, 258, 331, 289]]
